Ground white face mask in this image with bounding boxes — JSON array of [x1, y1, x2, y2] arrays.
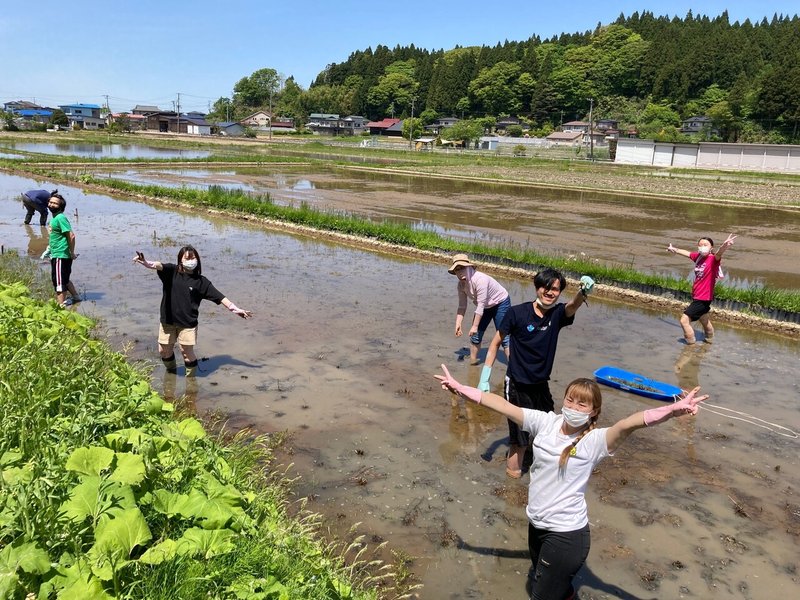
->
[[697, 246, 711, 255], [561, 406, 592, 428], [182, 258, 198, 271]]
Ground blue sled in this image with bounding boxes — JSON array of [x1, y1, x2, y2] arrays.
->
[[593, 366, 682, 402]]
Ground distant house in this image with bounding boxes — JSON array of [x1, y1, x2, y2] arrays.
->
[[183, 117, 211, 135], [59, 104, 105, 129], [338, 115, 369, 135], [477, 136, 501, 150], [681, 116, 717, 136], [562, 120, 590, 132], [131, 104, 160, 115], [424, 117, 459, 135], [143, 111, 177, 133], [367, 117, 402, 136], [546, 130, 583, 146], [3, 100, 43, 113], [107, 113, 145, 130], [216, 121, 245, 136], [305, 113, 339, 134], [596, 119, 619, 131], [305, 114, 368, 136], [16, 109, 53, 124], [270, 117, 295, 132], [241, 110, 272, 129], [141, 111, 210, 134], [496, 116, 528, 133]]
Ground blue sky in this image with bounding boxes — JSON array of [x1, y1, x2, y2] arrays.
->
[[1, 1, 797, 113]]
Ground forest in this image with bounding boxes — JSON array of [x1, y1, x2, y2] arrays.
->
[[209, 11, 800, 143]]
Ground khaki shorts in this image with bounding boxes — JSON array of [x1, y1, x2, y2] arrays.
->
[[158, 323, 197, 347]]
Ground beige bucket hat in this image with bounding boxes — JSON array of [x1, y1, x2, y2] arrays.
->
[[448, 253, 475, 274]]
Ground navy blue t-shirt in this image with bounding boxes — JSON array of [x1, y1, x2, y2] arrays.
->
[[499, 302, 574, 384], [24, 190, 51, 210]]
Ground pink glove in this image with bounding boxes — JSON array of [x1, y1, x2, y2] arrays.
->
[[435, 364, 483, 404], [643, 386, 708, 426], [227, 303, 252, 319]]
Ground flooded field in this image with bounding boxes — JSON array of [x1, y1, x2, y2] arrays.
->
[[1, 172, 798, 599], [92, 165, 800, 291], [0, 141, 212, 160]]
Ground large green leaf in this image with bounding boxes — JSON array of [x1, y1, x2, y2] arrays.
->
[[1, 465, 33, 486], [0, 451, 22, 467], [60, 477, 136, 523], [151, 489, 193, 518], [108, 452, 145, 486], [163, 418, 207, 442], [138, 539, 178, 565], [0, 540, 51, 574], [176, 527, 236, 559], [58, 570, 114, 600], [66, 447, 114, 477], [92, 508, 152, 559]]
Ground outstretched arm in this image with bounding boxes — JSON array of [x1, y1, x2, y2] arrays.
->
[[714, 233, 737, 260], [435, 364, 523, 425], [132, 251, 163, 271], [666, 243, 691, 258], [605, 386, 708, 452], [221, 297, 253, 319]]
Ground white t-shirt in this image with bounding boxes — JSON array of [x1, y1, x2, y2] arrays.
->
[[522, 409, 612, 532]]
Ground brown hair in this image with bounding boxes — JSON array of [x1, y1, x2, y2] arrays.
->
[[558, 378, 603, 469]]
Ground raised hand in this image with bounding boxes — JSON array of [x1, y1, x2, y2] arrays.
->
[[722, 233, 737, 247], [435, 364, 483, 404], [644, 386, 709, 426]]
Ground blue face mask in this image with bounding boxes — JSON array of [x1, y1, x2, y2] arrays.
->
[[182, 259, 198, 271]]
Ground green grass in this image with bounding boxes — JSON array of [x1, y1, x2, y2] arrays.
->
[[0, 269, 392, 599]]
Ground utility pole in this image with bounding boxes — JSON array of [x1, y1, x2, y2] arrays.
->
[[269, 89, 273, 141], [588, 98, 594, 160], [408, 97, 415, 151], [176, 93, 181, 135]]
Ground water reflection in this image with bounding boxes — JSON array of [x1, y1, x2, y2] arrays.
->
[[0, 142, 211, 159], [23, 224, 49, 258]]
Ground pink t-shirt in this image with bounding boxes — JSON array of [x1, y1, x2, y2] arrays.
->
[[689, 252, 722, 301], [457, 269, 509, 316]]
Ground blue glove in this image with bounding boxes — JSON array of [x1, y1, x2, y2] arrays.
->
[[579, 275, 595, 294], [478, 366, 492, 392]]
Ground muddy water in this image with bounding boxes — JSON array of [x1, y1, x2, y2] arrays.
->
[[94, 166, 800, 291], [1, 173, 799, 599]]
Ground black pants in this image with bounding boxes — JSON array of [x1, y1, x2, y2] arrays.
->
[[528, 522, 590, 600], [23, 197, 47, 226]]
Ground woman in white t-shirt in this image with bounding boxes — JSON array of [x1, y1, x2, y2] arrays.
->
[[435, 365, 707, 600]]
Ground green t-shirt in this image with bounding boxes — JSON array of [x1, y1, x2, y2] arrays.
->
[[49, 213, 72, 258]]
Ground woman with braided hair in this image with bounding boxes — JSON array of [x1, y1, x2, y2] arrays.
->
[[435, 365, 708, 600]]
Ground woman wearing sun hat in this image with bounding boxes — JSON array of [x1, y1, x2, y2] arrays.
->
[[449, 254, 511, 365]]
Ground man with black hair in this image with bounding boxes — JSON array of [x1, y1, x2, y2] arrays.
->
[[47, 193, 79, 306], [22, 189, 61, 226], [479, 268, 594, 478]]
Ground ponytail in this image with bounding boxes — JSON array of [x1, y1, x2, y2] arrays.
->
[[558, 418, 598, 469]]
